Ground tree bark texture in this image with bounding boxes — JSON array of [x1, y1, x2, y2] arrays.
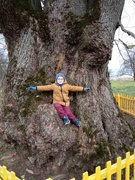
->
[[0, 0, 134, 179]]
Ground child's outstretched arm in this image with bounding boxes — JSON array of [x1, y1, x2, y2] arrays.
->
[[68, 85, 90, 92], [37, 84, 54, 91], [27, 84, 54, 92]]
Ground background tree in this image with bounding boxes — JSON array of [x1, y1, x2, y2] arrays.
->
[[0, 35, 8, 83], [117, 40, 135, 80], [109, 0, 135, 78], [0, 0, 135, 179]]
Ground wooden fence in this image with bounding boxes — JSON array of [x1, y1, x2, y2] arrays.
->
[[114, 94, 135, 117], [1, 151, 135, 180], [46, 150, 135, 180]]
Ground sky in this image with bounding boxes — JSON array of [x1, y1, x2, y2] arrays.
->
[[109, 0, 135, 71]]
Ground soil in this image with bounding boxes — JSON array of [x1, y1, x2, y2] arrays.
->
[[0, 112, 135, 180], [0, 140, 46, 180]]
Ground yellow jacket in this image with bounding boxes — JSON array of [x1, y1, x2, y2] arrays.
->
[[37, 83, 83, 106]]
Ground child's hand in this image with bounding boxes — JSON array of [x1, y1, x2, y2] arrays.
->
[[83, 88, 90, 92], [27, 86, 37, 91]]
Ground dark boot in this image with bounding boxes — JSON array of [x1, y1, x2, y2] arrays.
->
[[73, 119, 81, 127], [62, 116, 70, 125]]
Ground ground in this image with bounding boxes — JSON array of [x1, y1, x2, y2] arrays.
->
[[0, 140, 46, 180], [0, 92, 47, 180], [0, 111, 135, 180]]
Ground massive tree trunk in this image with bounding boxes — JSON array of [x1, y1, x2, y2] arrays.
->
[[0, 0, 134, 179]]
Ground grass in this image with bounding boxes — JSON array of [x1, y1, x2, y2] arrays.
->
[[110, 80, 135, 96]]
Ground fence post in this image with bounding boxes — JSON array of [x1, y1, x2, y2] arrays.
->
[[2, 166, 8, 180], [134, 149, 135, 179], [82, 171, 89, 180], [126, 152, 130, 180], [117, 94, 120, 107], [106, 161, 111, 180], [116, 157, 121, 179], [10, 171, 16, 180], [95, 166, 101, 179]]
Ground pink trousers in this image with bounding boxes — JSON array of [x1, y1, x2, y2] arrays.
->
[[54, 103, 76, 122]]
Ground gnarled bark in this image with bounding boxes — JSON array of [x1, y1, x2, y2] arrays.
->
[[1, 0, 134, 179]]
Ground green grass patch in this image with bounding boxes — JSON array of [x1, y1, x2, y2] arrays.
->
[[110, 80, 135, 96]]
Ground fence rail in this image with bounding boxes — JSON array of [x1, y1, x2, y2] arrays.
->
[[114, 94, 135, 117]]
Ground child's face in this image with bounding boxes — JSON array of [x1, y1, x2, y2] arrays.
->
[[57, 77, 64, 84]]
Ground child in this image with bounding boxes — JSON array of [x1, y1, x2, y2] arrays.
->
[[27, 72, 90, 127]]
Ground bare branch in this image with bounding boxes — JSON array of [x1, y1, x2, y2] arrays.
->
[[118, 22, 135, 39], [119, 39, 128, 48], [114, 40, 127, 62], [116, 38, 135, 78], [118, 39, 134, 65], [118, 38, 135, 49]]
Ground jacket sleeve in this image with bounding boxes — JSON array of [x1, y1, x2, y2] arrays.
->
[[37, 84, 54, 91], [68, 84, 83, 92]]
